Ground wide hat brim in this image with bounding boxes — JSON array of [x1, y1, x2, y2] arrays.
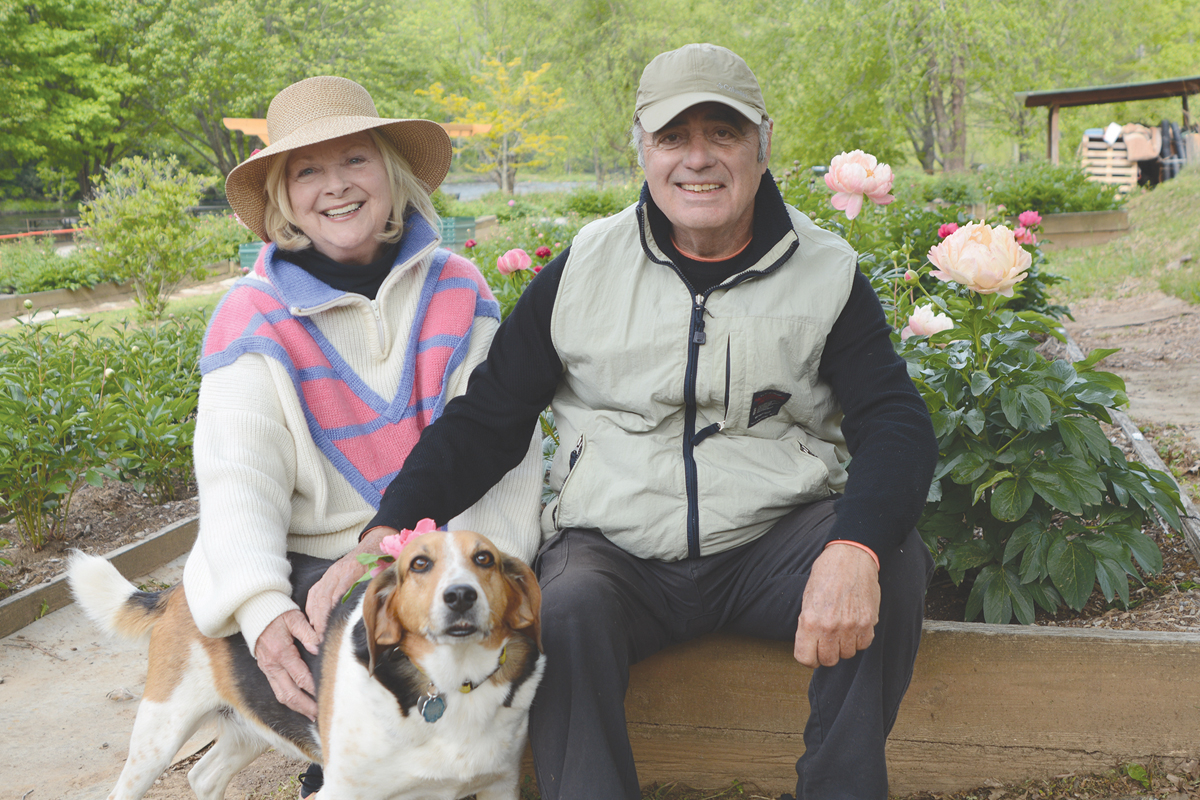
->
[[225, 115, 451, 243]]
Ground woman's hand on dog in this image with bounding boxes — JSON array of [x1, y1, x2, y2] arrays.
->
[[256, 610, 321, 719], [306, 526, 400, 639]]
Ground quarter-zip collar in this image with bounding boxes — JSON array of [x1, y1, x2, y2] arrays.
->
[[261, 211, 440, 317]]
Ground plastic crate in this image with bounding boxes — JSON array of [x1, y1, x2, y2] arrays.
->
[[438, 216, 476, 245], [239, 242, 265, 271]]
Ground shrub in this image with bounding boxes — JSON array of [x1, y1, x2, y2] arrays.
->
[[784, 159, 1184, 622], [107, 311, 206, 502], [563, 185, 639, 217], [0, 235, 115, 294], [983, 161, 1124, 214], [80, 156, 232, 321], [465, 218, 584, 318], [0, 314, 123, 549], [921, 173, 984, 206]]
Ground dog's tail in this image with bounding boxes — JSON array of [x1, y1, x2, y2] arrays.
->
[[67, 550, 171, 641]]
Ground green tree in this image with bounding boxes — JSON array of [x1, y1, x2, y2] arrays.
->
[[79, 156, 230, 320], [0, 0, 156, 196], [420, 56, 567, 193]]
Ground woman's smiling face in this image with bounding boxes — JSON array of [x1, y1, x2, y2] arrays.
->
[[285, 132, 393, 265]]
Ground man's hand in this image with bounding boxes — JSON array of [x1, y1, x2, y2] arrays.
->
[[793, 543, 881, 668], [255, 610, 320, 719], [305, 526, 398, 638]]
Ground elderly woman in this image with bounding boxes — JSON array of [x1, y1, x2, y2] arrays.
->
[[184, 77, 542, 772]]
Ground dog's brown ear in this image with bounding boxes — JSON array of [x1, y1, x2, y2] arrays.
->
[[501, 554, 542, 652], [362, 566, 403, 676]]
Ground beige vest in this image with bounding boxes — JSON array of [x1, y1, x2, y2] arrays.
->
[[541, 201, 857, 561]]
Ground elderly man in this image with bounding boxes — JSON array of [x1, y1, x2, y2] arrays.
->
[[322, 42, 937, 800]]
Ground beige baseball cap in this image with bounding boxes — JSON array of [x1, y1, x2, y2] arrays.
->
[[635, 43, 767, 132]]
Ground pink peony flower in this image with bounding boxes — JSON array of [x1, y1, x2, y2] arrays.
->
[[901, 304, 954, 340], [824, 150, 895, 220], [1018, 210, 1042, 228], [497, 248, 533, 275], [1013, 226, 1038, 246], [464, 238, 477, 248], [507, 199, 516, 207], [533, 265, 543, 274], [535, 245, 552, 259], [938, 222, 959, 239], [927, 222, 1031, 297], [374, 518, 437, 575]]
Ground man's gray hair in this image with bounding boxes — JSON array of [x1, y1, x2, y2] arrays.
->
[[630, 115, 772, 169]]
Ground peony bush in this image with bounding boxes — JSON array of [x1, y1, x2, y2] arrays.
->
[[782, 155, 1183, 623]]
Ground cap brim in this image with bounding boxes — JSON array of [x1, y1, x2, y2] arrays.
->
[[638, 92, 763, 132], [225, 116, 451, 243]]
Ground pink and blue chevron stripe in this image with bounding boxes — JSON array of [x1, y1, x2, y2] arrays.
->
[[200, 220, 499, 508]]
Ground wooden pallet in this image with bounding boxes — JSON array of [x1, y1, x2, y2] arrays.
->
[[1077, 138, 1138, 194]]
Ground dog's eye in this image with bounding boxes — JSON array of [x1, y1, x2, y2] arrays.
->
[[410, 555, 432, 572], [473, 551, 495, 568]]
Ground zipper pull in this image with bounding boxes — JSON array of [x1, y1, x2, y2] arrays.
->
[[692, 295, 707, 345]]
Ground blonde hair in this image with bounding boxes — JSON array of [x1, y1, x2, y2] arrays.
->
[[263, 129, 439, 253]]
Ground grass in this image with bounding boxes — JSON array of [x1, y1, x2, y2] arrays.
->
[[1044, 164, 1200, 302]]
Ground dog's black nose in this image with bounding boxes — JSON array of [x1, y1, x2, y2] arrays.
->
[[443, 584, 477, 613]]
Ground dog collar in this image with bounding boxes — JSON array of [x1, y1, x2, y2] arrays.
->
[[417, 644, 508, 724]]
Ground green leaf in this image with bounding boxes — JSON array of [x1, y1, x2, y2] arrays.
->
[[1073, 348, 1120, 371], [1048, 537, 1097, 610], [974, 471, 1014, 506], [969, 371, 997, 396], [990, 477, 1034, 521], [1016, 385, 1052, 430], [1056, 417, 1111, 461], [950, 452, 990, 484], [1029, 466, 1082, 514], [1110, 527, 1163, 575]]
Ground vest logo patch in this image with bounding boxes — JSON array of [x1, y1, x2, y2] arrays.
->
[[748, 389, 791, 428]]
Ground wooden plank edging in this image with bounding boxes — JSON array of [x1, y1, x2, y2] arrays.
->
[[0, 515, 197, 639]]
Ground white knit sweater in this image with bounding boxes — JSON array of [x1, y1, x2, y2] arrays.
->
[[183, 241, 543, 655]]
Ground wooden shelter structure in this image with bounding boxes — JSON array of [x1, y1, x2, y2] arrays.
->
[[1017, 76, 1200, 163]]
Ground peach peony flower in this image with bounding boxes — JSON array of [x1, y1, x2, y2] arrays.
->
[[824, 150, 895, 220], [497, 248, 532, 275], [901, 304, 954, 340], [1017, 210, 1042, 228], [938, 222, 959, 239], [926, 222, 1031, 297]]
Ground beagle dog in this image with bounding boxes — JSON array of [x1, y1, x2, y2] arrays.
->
[[68, 530, 544, 800]]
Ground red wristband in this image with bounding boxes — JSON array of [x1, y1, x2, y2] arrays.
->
[[824, 540, 880, 570], [358, 525, 392, 543]]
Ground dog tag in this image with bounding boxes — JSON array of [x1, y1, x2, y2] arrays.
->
[[419, 694, 446, 723]]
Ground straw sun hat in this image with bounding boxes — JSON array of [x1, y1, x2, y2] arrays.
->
[[225, 76, 452, 243]]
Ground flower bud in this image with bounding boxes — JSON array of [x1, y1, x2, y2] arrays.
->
[[104, 368, 115, 378], [23, 299, 33, 309], [904, 270, 918, 282]]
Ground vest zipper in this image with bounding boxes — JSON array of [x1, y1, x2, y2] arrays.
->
[[683, 293, 707, 558]]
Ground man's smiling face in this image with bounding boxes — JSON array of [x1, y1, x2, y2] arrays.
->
[[641, 102, 770, 259]]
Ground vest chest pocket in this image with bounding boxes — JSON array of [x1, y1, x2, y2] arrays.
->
[[710, 319, 822, 436]]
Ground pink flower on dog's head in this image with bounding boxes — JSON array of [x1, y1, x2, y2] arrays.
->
[[374, 518, 438, 574], [938, 222, 959, 239], [1018, 210, 1042, 228], [497, 248, 532, 275]]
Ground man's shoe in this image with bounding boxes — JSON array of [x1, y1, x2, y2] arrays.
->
[[298, 763, 324, 799]]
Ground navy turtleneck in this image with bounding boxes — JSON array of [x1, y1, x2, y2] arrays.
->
[[275, 237, 403, 301]]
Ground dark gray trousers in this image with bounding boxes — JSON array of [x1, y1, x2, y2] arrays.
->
[[528, 498, 933, 800]]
